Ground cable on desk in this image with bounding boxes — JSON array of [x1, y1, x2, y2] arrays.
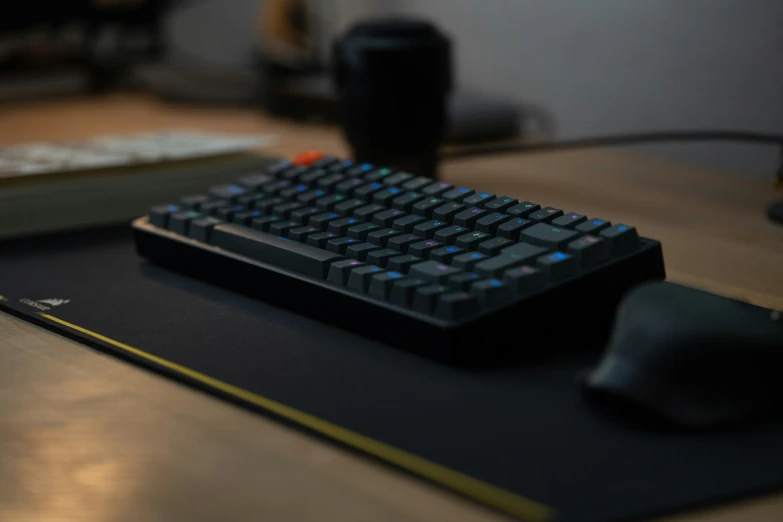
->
[[442, 130, 783, 160]]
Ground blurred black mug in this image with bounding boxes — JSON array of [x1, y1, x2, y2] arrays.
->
[[333, 18, 452, 178]]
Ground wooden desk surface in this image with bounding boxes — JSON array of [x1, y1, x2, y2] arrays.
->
[[1, 94, 782, 522]]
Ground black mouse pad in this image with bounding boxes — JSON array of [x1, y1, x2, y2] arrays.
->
[[2, 227, 783, 522]]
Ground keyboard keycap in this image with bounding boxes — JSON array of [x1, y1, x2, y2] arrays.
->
[[435, 292, 480, 320], [315, 194, 346, 211], [316, 173, 346, 189], [498, 214, 533, 236], [255, 197, 285, 213], [392, 192, 425, 212], [199, 200, 232, 216], [455, 231, 492, 250], [238, 173, 275, 189], [216, 205, 246, 222], [402, 176, 433, 191], [327, 161, 354, 174], [210, 224, 343, 279], [432, 202, 466, 221], [442, 187, 474, 201], [500, 242, 548, 260], [310, 156, 338, 169], [367, 228, 402, 246], [413, 220, 448, 238], [393, 214, 425, 232], [326, 237, 360, 254], [298, 189, 328, 204], [346, 163, 375, 177], [408, 240, 442, 258], [345, 242, 381, 261], [503, 266, 546, 294], [238, 193, 267, 209], [169, 210, 201, 235], [353, 204, 386, 221], [529, 207, 564, 223], [475, 212, 512, 233], [334, 198, 367, 215], [412, 197, 445, 217], [306, 231, 339, 248], [576, 218, 611, 235], [281, 166, 312, 182], [369, 272, 407, 299], [328, 259, 365, 285], [366, 248, 401, 267], [412, 284, 450, 313], [463, 192, 495, 207], [366, 167, 395, 182], [209, 184, 246, 202], [600, 224, 640, 255], [310, 212, 341, 230], [373, 187, 404, 205], [354, 182, 385, 200], [149, 203, 180, 228], [272, 201, 304, 218], [280, 184, 310, 199], [422, 182, 453, 196], [181, 194, 210, 210], [477, 237, 514, 255], [567, 235, 611, 267], [536, 252, 578, 280], [187, 216, 222, 242], [347, 223, 380, 240], [430, 245, 463, 263], [288, 226, 320, 242], [448, 272, 482, 291], [384, 172, 414, 186], [328, 217, 362, 235], [471, 279, 513, 306], [265, 160, 294, 175], [433, 225, 470, 244], [475, 254, 528, 278], [251, 215, 282, 232], [386, 254, 423, 273], [299, 169, 328, 184], [347, 265, 385, 292], [373, 209, 407, 227], [269, 220, 301, 236], [261, 180, 292, 196], [390, 278, 430, 306], [290, 207, 322, 223], [387, 234, 421, 253], [552, 212, 587, 229], [410, 261, 462, 283], [233, 210, 262, 226], [484, 197, 518, 213], [452, 251, 487, 270], [453, 207, 487, 227], [335, 177, 364, 195], [506, 201, 540, 217], [520, 223, 580, 250]]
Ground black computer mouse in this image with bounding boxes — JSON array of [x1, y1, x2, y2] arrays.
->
[[583, 282, 783, 429]]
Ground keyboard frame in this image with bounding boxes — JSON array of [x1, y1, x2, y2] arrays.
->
[[133, 216, 666, 364]]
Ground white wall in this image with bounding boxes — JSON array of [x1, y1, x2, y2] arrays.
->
[[168, 0, 783, 176]]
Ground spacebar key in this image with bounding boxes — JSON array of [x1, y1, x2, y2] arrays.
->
[[210, 224, 343, 279]]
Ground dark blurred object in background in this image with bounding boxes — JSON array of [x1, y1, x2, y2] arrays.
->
[[333, 18, 452, 177], [0, 0, 164, 99]]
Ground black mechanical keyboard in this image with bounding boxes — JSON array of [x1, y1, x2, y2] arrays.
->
[[133, 152, 665, 364]]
